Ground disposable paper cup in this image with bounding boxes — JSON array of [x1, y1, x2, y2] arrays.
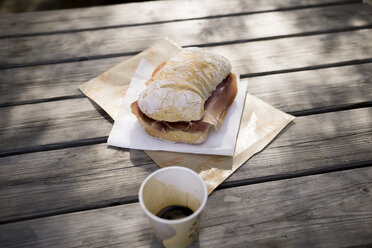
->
[[139, 166, 208, 248]]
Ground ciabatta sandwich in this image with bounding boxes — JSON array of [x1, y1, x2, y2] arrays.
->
[[131, 47, 237, 144]]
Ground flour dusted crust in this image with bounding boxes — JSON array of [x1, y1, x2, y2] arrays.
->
[[137, 47, 231, 122]]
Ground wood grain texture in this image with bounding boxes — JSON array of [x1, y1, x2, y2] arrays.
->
[[0, 57, 125, 105], [0, 108, 371, 222], [1, 57, 371, 152], [0, 97, 113, 152], [208, 29, 372, 76], [1, 4, 372, 66], [1, 1, 371, 246], [228, 107, 372, 182], [0, 0, 359, 37], [1, 54, 371, 107], [0, 167, 371, 248], [246, 63, 372, 112], [199, 167, 372, 248]]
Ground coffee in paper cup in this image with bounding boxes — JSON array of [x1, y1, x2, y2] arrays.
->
[[139, 166, 208, 248]]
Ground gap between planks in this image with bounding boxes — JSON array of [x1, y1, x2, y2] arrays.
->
[[0, 0, 362, 39], [1, 160, 371, 225]]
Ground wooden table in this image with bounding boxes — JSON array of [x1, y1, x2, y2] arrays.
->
[[1, 0, 372, 247]]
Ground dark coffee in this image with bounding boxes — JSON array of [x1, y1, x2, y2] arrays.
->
[[156, 205, 194, 220]]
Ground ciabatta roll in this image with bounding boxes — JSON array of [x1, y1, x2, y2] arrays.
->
[[131, 47, 238, 144]]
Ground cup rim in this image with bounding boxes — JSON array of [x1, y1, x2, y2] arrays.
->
[[139, 166, 208, 224]]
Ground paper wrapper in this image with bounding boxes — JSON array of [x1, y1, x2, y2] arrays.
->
[[79, 38, 295, 194], [107, 59, 248, 156]]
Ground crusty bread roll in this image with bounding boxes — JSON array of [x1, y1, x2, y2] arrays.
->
[[137, 47, 231, 122], [131, 47, 237, 144]]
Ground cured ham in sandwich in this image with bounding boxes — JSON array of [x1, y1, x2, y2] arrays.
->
[[131, 47, 238, 144]]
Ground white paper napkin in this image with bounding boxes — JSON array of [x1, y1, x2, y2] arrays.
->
[[107, 59, 248, 156]]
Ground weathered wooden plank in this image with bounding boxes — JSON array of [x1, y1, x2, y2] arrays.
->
[[0, 57, 125, 105], [0, 108, 371, 222], [245, 63, 372, 112], [227, 107, 372, 182], [0, 57, 372, 112], [201, 167, 372, 248], [0, 98, 112, 152], [0, 0, 359, 37], [1, 4, 372, 66], [1, 47, 371, 107], [1, 53, 371, 107], [209, 29, 372, 76], [0, 167, 371, 247]]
